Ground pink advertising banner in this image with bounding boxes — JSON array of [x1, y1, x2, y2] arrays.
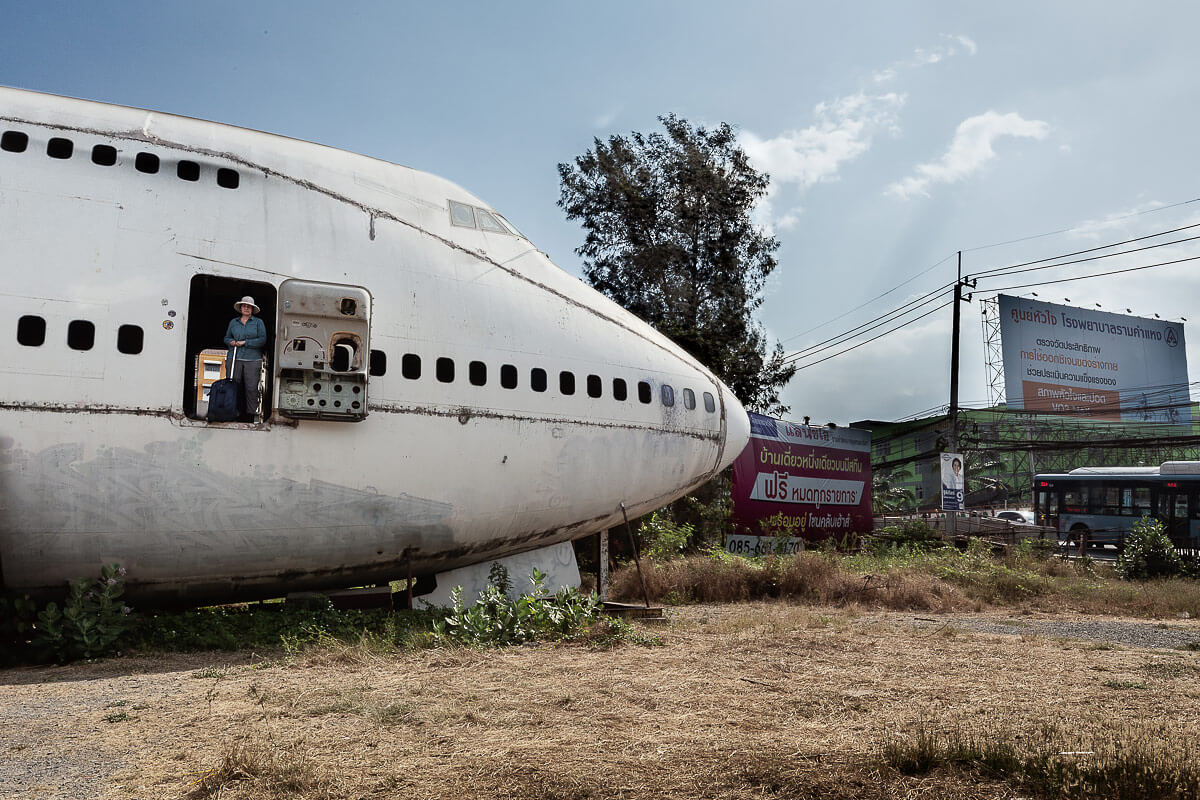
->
[[731, 414, 873, 542]]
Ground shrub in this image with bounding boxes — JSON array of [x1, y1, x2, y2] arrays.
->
[[1117, 517, 1182, 581], [867, 520, 945, 553], [639, 511, 694, 561], [432, 564, 601, 646], [29, 563, 132, 663]]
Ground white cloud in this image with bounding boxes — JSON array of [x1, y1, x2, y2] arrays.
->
[[885, 111, 1050, 199], [592, 107, 620, 129], [740, 92, 906, 190], [1067, 201, 1172, 240], [872, 34, 977, 83], [749, 186, 804, 236], [950, 34, 978, 56]]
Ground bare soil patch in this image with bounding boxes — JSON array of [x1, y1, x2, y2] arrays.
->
[[4, 604, 1200, 799]]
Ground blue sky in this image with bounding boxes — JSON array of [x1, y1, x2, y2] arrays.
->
[[6, 2, 1200, 424]]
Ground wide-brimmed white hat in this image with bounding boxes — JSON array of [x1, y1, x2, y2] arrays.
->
[[234, 296, 260, 313]]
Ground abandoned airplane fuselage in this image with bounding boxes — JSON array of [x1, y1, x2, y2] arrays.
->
[[0, 87, 751, 604]]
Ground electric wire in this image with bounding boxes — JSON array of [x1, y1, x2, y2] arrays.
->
[[787, 298, 956, 370], [782, 285, 953, 363], [779, 253, 955, 344]]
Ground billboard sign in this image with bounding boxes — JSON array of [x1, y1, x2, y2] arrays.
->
[[940, 453, 964, 511], [730, 414, 873, 553], [998, 295, 1190, 424]]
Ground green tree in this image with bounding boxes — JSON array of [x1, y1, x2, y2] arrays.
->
[[872, 467, 916, 515], [558, 114, 795, 415]]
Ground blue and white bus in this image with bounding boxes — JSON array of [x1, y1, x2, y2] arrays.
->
[[1033, 462, 1200, 548]]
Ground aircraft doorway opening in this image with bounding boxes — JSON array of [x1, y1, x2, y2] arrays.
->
[[184, 275, 277, 421]]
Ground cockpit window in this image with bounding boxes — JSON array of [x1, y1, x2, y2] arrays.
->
[[494, 213, 523, 237], [475, 208, 506, 233], [448, 200, 517, 236], [449, 200, 476, 228]]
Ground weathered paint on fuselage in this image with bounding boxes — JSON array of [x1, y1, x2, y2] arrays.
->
[[0, 87, 751, 604]]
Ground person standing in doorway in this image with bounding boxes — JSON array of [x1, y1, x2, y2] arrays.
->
[[224, 296, 267, 422]]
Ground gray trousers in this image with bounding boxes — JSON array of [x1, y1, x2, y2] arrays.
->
[[230, 359, 263, 417]]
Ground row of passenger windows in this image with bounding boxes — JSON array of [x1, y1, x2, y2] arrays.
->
[[17, 315, 144, 354], [15, 312, 716, 413], [368, 351, 717, 412], [0, 129, 240, 189]]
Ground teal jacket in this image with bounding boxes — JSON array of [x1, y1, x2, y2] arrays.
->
[[224, 316, 268, 361]]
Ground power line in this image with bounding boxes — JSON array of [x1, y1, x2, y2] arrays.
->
[[783, 284, 953, 362], [980, 252, 1200, 294], [779, 253, 955, 345], [961, 197, 1200, 255], [970, 229, 1200, 281], [788, 298, 955, 370]]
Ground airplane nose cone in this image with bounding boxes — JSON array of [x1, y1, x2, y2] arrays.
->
[[717, 384, 751, 472]]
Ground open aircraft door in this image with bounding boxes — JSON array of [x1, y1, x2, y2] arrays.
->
[[275, 279, 372, 422]]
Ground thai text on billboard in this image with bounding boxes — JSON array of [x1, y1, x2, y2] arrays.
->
[[998, 295, 1190, 424], [731, 414, 873, 543]]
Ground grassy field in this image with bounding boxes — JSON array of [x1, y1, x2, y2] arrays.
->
[[6, 546, 1200, 798], [4, 602, 1200, 799]]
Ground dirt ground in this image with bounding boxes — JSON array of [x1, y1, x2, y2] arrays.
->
[[4, 604, 1200, 800]]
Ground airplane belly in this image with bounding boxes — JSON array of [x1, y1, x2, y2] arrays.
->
[[0, 407, 724, 602]]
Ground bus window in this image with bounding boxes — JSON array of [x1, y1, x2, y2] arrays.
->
[[1174, 493, 1189, 519], [1102, 485, 1120, 515], [1064, 487, 1084, 513], [1133, 487, 1151, 515]]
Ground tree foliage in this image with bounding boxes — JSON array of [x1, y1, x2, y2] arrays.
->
[[558, 114, 795, 414]]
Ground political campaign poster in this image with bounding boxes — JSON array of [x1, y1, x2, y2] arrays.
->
[[940, 452, 964, 511], [998, 295, 1190, 424], [730, 414, 873, 555]]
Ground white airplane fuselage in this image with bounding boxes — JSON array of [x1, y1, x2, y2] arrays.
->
[[0, 87, 751, 604]]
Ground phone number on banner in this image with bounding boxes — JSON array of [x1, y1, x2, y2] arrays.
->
[[725, 535, 806, 557]]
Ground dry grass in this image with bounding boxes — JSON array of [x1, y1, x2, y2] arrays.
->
[[610, 549, 1200, 618], [6, 603, 1200, 799]]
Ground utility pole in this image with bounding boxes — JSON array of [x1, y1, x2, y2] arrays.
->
[[950, 251, 962, 453], [948, 251, 963, 538]]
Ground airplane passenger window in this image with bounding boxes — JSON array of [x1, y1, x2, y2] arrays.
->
[[402, 353, 421, 379], [47, 137, 73, 159], [91, 144, 117, 166], [436, 357, 455, 383], [661, 385, 675, 407], [67, 320, 95, 351], [531, 368, 547, 392], [135, 152, 160, 174], [638, 381, 652, 404], [117, 324, 144, 355], [703, 392, 716, 413], [1, 131, 28, 153], [500, 364, 518, 389], [17, 315, 46, 347], [475, 209, 506, 233], [469, 361, 487, 386], [369, 350, 387, 376], [587, 374, 602, 398], [683, 388, 696, 410], [560, 371, 576, 395], [449, 200, 476, 228], [217, 168, 240, 189], [177, 160, 200, 182], [613, 378, 628, 401]]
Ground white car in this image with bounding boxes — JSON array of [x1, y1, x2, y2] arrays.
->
[[995, 510, 1036, 525]]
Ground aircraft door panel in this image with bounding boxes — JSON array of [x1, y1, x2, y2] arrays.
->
[[276, 279, 372, 422]]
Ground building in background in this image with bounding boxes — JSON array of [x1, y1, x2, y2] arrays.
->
[[853, 405, 1200, 511]]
